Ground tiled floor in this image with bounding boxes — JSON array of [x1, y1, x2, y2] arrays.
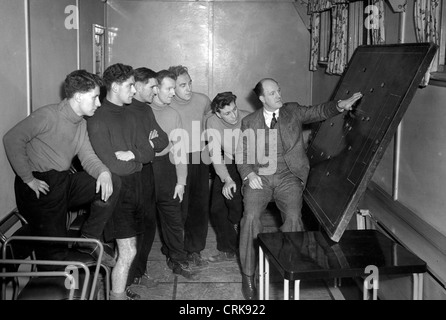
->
[[124, 203, 340, 301]]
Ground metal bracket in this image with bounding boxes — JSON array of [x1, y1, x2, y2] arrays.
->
[[387, 0, 407, 13]]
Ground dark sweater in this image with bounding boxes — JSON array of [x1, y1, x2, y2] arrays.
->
[[127, 98, 169, 156], [87, 99, 153, 176]]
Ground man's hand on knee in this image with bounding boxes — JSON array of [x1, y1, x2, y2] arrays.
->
[[96, 171, 113, 201], [247, 172, 263, 189]]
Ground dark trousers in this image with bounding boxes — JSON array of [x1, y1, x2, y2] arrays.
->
[[15, 170, 120, 261], [152, 154, 188, 262], [127, 163, 157, 285], [210, 163, 243, 253], [182, 151, 210, 254]]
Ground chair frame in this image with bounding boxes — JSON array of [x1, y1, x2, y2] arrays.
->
[[0, 258, 90, 300], [0, 210, 35, 299], [1, 235, 103, 300]]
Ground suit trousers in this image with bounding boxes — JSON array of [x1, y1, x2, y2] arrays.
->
[[239, 170, 304, 276]]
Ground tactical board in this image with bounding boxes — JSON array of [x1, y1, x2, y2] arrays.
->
[[304, 43, 437, 242]]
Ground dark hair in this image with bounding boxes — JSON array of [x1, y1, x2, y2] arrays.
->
[[102, 63, 134, 91], [156, 69, 177, 85], [168, 65, 189, 78], [253, 78, 278, 98], [134, 67, 157, 84], [211, 92, 237, 113], [64, 70, 103, 99]]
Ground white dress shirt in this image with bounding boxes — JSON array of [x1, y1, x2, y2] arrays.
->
[[263, 108, 280, 128]]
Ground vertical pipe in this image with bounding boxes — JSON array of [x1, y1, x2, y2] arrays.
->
[[393, 9, 406, 200], [76, 0, 80, 69], [24, 0, 32, 115], [208, 2, 214, 98], [104, 0, 109, 66]]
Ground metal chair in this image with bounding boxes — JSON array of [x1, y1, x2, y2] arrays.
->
[[0, 258, 90, 300], [0, 210, 35, 299], [1, 208, 111, 300], [1, 235, 104, 300], [66, 208, 112, 300]]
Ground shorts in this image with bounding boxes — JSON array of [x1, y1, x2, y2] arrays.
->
[[104, 171, 144, 241]]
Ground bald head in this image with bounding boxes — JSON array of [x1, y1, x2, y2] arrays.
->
[[253, 78, 283, 111], [253, 78, 277, 97]]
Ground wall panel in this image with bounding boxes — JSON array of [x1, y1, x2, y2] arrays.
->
[[212, 1, 311, 110], [0, 0, 28, 220], [398, 85, 446, 235], [29, 0, 78, 109], [106, 0, 311, 111], [106, 0, 210, 96]]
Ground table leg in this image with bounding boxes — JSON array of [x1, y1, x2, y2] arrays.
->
[[412, 273, 423, 300], [418, 273, 424, 300], [259, 246, 264, 300], [265, 256, 269, 300], [284, 279, 289, 300], [294, 280, 300, 300]]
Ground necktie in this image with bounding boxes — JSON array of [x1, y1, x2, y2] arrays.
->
[[270, 113, 277, 129]]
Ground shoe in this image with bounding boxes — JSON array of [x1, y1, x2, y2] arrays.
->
[[126, 287, 141, 300], [187, 252, 209, 269], [133, 273, 158, 288], [208, 251, 236, 263], [241, 274, 257, 300], [76, 237, 116, 268], [167, 258, 198, 280]]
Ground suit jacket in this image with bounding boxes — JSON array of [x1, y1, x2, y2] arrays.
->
[[235, 100, 340, 184]]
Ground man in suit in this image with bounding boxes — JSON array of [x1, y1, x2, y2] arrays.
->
[[235, 78, 362, 300]]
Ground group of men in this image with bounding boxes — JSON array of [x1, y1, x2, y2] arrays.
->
[[3, 63, 362, 300]]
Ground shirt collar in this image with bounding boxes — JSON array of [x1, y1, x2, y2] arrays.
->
[[263, 108, 280, 118], [263, 108, 279, 127]]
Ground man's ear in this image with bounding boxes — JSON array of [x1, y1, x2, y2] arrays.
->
[[215, 111, 222, 119], [111, 82, 119, 93], [73, 92, 82, 103], [259, 96, 265, 105], [135, 82, 142, 92]]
